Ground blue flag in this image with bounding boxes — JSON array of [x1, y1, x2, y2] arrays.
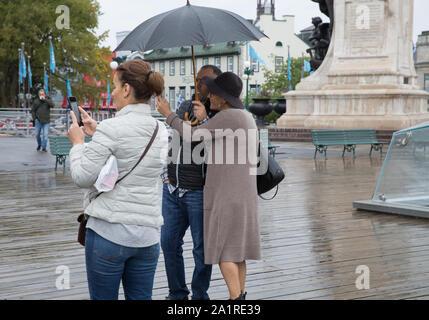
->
[[19, 50, 27, 84], [107, 79, 111, 106], [177, 93, 184, 110], [249, 44, 266, 66], [19, 60, 23, 85], [28, 58, 32, 89], [287, 52, 292, 91], [304, 60, 311, 73], [44, 69, 49, 94], [50, 39, 56, 73], [66, 75, 72, 97]]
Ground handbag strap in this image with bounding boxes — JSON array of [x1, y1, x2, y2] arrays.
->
[[94, 121, 159, 200], [259, 185, 279, 201], [116, 121, 159, 184]]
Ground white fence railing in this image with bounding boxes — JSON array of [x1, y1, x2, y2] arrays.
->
[[0, 108, 165, 137]]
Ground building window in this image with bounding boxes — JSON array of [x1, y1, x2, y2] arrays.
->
[[160, 62, 165, 75], [251, 58, 259, 73], [150, 62, 155, 71], [191, 86, 195, 98], [179, 87, 186, 102], [180, 60, 186, 75], [169, 61, 175, 76], [227, 56, 233, 72], [202, 57, 209, 66], [424, 74, 429, 92], [214, 56, 221, 69], [250, 84, 261, 96], [275, 56, 284, 73], [169, 87, 176, 111]]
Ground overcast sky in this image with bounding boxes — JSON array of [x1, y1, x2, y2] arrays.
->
[[96, 0, 429, 50]]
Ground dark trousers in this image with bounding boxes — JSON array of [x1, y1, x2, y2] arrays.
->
[[161, 184, 212, 300]]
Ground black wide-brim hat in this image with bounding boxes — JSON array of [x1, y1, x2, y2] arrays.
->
[[202, 72, 245, 109]]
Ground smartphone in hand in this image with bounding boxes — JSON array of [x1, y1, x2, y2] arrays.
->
[[67, 96, 83, 126]]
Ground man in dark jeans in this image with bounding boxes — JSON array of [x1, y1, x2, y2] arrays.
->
[[31, 88, 54, 152], [161, 65, 222, 300]]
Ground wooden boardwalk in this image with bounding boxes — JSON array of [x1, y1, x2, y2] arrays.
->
[[2, 142, 429, 300]]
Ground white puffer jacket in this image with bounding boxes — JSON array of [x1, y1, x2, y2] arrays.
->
[[69, 103, 168, 227]]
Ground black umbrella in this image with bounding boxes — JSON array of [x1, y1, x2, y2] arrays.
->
[[115, 0, 267, 102]]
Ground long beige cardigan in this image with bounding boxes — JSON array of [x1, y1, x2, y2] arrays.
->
[[167, 108, 261, 264]]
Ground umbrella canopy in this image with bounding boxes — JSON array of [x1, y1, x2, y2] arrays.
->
[[114, 2, 267, 52]]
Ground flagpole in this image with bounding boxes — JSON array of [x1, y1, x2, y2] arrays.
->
[[65, 49, 70, 131], [48, 36, 52, 99], [27, 55, 31, 110], [107, 75, 111, 108], [43, 62, 47, 94], [27, 55, 31, 93], [18, 48, 21, 108], [21, 43, 26, 108]]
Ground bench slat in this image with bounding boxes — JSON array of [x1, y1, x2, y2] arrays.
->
[[311, 129, 385, 159]]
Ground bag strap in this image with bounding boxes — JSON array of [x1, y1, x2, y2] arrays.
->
[[94, 121, 159, 200], [116, 121, 159, 184], [258, 185, 279, 201]]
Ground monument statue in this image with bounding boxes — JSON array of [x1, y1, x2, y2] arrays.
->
[[278, 0, 429, 131], [306, 0, 334, 71], [312, 0, 334, 36], [306, 17, 331, 71]]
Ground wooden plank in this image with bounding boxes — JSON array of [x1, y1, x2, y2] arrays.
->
[[2, 149, 429, 300]]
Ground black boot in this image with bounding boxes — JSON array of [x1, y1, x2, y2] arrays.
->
[[37, 145, 41, 151], [230, 293, 245, 300]]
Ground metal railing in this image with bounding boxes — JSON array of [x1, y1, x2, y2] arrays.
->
[[0, 108, 165, 137]]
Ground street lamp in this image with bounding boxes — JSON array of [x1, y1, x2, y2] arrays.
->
[[243, 61, 254, 110]]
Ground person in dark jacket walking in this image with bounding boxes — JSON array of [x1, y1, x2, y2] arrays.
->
[[31, 89, 54, 152], [161, 65, 221, 300]]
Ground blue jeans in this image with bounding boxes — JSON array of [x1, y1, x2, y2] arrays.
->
[[161, 184, 212, 300], [85, 228, 160, 300], [34, 120, 50, 149]]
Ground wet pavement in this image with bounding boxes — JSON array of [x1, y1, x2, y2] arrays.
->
[[3, 136, 429, 300]]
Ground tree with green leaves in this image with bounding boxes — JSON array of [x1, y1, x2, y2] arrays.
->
[[259, 56, 310, 98], [0, 0, 112, 107]]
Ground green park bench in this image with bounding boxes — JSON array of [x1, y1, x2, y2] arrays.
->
[[48, 135, 91, 173], [311, 129, 385, 160], [259, 129, 279, 158]]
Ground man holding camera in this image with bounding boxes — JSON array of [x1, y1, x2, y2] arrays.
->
[[31, 88, 54, 152]]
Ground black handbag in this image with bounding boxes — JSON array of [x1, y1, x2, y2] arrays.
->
[[77, 121, 159, 246], [257, 144, 285, 200]]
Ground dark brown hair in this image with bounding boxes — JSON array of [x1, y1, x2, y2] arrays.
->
[[116, 59, 164, 102]]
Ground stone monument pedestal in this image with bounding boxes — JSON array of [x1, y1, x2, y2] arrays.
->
[[278, 0, 429, 131]]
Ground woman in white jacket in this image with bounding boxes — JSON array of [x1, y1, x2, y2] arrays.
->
[[67, 60, 168, 300]]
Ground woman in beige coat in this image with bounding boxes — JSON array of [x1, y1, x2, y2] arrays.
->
[[157, 72, 261, 300]]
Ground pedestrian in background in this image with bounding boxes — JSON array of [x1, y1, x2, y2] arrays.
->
[[31, 88, 54, 152]]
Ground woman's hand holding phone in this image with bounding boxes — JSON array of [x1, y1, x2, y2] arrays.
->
[[67, 111, 85, 146], [79, 106, 97, 137]]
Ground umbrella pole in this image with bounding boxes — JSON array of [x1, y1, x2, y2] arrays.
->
[[191, 45, 199, 102]]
